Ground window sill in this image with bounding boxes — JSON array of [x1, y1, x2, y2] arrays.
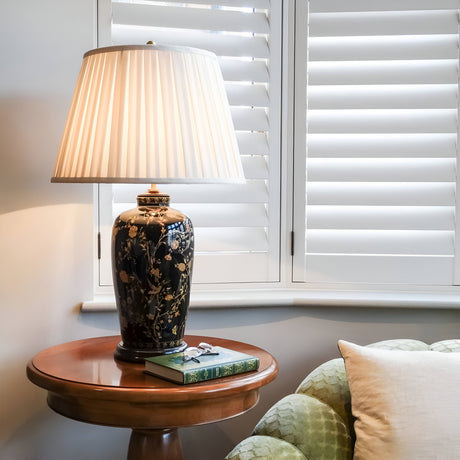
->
[[81, 287, 460, 311]]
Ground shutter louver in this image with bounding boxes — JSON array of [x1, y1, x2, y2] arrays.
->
[[297, 0, 459, 285], [99, 0, 281, 286]]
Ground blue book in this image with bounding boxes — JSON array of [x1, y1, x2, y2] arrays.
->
[[144, 346, 259, 384]]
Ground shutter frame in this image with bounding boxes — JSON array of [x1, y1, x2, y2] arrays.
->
[[294, 0, 460, 286], [97, 0, 281, 287]]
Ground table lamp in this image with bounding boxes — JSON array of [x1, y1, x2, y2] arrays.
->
[[52, 44, 244, 362]]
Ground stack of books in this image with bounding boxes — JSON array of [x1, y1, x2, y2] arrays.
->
[[144, 346, 259, 384]]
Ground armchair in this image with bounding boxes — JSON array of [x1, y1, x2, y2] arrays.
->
[[226, 339, 460, 460]]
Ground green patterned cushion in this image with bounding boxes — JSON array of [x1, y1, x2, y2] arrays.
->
[[430, 339, 460, 353], [367, 338, 429, 351], [253, 393, 352, 460], [295, 358, 352, 434], [225, 435, 308, 460]]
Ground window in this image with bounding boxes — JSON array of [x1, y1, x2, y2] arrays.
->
[[89, 0, 460, 308]]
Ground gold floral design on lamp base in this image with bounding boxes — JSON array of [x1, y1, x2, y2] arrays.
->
[[112, 192, 194, 362]]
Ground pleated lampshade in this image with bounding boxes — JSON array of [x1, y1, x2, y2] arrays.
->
[[52, 44, 244, 183]]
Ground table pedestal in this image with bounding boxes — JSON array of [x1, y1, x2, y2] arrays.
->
[[128, 428, 182, 460]]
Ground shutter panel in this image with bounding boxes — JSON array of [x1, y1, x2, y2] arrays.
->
[[294, 0, 459, 285], [98, 0, 281, 286]]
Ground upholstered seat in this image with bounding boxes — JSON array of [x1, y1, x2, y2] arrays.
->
[[226, 339, 460, 460]]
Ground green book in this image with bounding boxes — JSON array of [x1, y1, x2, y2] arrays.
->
[[144, 346, 259, 384]]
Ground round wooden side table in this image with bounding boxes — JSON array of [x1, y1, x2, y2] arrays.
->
[[27, 335, 278, 460]]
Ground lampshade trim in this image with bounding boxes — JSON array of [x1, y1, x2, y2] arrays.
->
[[50, 177, 245, 184], [84, 44, 216, 60]]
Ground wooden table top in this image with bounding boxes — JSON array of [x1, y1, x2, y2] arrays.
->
[[27, 335, 278, 428]]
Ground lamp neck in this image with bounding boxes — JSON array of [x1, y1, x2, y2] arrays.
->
[[137, 191, 170, 207]]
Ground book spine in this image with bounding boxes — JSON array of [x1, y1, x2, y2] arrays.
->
[[183, 358, 260, 384]]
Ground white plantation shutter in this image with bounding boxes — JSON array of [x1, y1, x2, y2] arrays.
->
[[97, 0, 281, 286], [293, 0, 460, 285]]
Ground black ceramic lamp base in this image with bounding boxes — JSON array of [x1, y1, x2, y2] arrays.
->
[[114, 340, 188, 362], [112, 190, 194, 363]]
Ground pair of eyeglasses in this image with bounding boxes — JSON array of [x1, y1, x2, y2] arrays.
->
[[182, 342, 219, 363]]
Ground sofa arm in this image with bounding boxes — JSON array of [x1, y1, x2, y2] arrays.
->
[[252, 393, 352, 460], [295, 358, 352, 433], [225, 435, 308, 460]]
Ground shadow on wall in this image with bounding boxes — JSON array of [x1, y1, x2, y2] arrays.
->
[[1, 409, 130, 460], [78, 311, 121, 332], [184, 304, 460, 330], [1, 407, 237, 460]]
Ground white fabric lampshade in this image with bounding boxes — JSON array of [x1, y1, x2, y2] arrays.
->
[[52, 44, 244, 183]]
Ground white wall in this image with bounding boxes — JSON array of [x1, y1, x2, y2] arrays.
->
[[2, 2, 460, 460]]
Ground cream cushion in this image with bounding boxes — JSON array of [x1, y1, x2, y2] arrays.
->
[[338, 340, 460, 460]]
